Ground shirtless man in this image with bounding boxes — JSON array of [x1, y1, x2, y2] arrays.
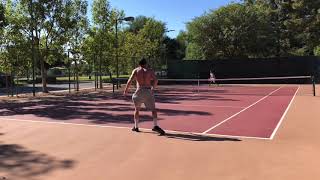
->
[[123, 58, 165, 135]]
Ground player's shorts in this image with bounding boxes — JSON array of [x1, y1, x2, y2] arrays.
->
[[209, 78, 216, 83], [132, 87, 156, 111]]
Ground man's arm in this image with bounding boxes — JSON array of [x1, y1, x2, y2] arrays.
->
[[123, 69, 136, 95], [150, 70, 158, 90]]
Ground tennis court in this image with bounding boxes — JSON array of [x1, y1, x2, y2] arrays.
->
[[0, 76, 314, 139], [0, 76, 319, 180]]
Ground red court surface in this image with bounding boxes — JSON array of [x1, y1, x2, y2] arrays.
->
[[0, 85, 298, 140]]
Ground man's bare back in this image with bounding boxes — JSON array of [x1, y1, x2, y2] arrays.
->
[[134, 67, 157, 89], [123, 66, 158, 95]]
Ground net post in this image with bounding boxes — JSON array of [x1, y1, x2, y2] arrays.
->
[[198, 79, 200, 93], [197, 75, 200, 93], [312, 75, 316, 96]]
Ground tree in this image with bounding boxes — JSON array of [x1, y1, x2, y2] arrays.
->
[[183, 0, 320, 59], [185, 42, 204, 60], [185, 3, 276, 59], [0, 2, 6, 29], [126, 15, 149, 34], [251, 0, 320, 56], [65, 0, 88, 90], [286, 0, 320, 55], [91, 0, 116, 87], [175, 31, 187, 60], [0, 0, 31, 79], [139, 18, 165, 67], [16, 0, 88, 92], [113, 16, 168, 73]]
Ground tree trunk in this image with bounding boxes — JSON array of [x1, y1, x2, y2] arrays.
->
[[99, 52, 103, 89], [75, 59, 79, 91], [35, 31, 48, 93], [16, 74, 19, 97], [10, 71, 14, 97], [89, 62, 92, 80], [5, 74, 9, 97], [40, 55, 48, 93], [93, 53, 97, 90], [27, 69, 29, 81]]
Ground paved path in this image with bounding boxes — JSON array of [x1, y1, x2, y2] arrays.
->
[[0, 82, 98, 96]]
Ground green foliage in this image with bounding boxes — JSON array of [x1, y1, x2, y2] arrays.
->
[[0, 0, 30, 74], [163, 37, 181, 61], [0, 0, 91, 92], [126, 15, 149, 34], [175, 31, 187, 59], [184, 0, 320, 59], [120, 17, 166, 71], [92, 0, 112, 28], [1, 0, 172, 91], [185, 3, 277, 59], [186, 43, 204, 60], [314, 46, 320, 56], [5, 0, 318, 88], [0, 3, 6, 29]]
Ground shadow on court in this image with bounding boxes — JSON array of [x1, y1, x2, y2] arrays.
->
[[164, 133, 241, 142], [0, 143, 75, 180], [0, 86, 68, 97], [139, 131, 241, 142], [0, 91, 214, 124]]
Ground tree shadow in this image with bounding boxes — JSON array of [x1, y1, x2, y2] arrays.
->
[[113, 90, 241, 104], [0, 143, 75, 180], [0, 86, 67, 96], [0, 92, 213, 125]]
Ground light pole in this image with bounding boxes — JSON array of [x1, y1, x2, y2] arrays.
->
[[115, 16, 134, 89], [67, 50, 71, 93]]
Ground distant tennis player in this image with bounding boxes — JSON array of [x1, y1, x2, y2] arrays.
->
[[209, 70, 216, 86], [123, 58, 165, 135]]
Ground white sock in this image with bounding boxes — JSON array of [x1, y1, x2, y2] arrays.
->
[[134, 120, 139, 128], [153, 118, 158, 127]]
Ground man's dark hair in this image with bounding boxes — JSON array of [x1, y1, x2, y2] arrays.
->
[[139, 58, 147, 66]]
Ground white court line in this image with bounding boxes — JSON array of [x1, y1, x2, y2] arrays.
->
[[0, 117, 270, 140], [202, 86, 283, 134], [269, 86, 300, 140]]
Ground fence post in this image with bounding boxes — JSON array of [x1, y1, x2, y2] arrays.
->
[[312, 76, 316, 96]]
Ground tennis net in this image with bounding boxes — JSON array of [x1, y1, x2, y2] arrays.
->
[[112, 75, 316, 96]]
